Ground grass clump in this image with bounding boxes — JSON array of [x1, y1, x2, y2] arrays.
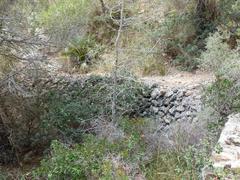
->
[[144, 140, 212, 180]]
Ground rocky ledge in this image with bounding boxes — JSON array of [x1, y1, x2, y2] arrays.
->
[[212, 113, 240, 169]]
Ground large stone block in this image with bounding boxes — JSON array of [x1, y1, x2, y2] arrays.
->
[[212, 113, 240, 169]]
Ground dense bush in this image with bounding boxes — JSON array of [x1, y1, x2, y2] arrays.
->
[[41, 75, 146, 142], [33, 118, 147, 179], [204, 78, 240, 116], [34, 136, 117, 179], [32, 117, 214, 179], [200, 31, 240, 116], [0, 72, 147, 166], [37, 0, 133, 45], [218, 0, 240, 48]]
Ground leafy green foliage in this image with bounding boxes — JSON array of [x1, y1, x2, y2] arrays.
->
[[41, 75, 146, 141], [201, 31, 240, 116], [204, 78, 240, 116], [33, 117, 147, 179], [200, 32, 240, 78], [34, 136, 113, 179]]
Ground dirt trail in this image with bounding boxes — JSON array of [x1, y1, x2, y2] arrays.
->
[[141, 70, 215, 90]]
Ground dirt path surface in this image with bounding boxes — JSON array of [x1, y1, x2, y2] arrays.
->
[[141, 70, 215, 90]]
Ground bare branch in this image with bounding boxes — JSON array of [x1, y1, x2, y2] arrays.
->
[[112, 0, 125, 124]]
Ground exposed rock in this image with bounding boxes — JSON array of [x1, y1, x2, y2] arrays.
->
[[169, 94, 177, 102], [162, 106, 170, 114], [159, 90, 166, 97], [177, 91, 184, 98], [158, 111, 165, 118], [163, 98, 171, 106], [212, 113, 240, 169]]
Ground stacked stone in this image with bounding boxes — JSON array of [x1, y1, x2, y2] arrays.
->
[[140, 86, 202, 124]]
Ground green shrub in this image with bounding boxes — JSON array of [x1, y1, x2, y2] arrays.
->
[[200, 31, 240, 116], [204, 78, 240, 116], [145, 0, 220, 71], [34, 136, 114, 179], [33, 119, 147, 180], [200, 32, 239, 77], [41, 75, 147, 141], [218, 0, 240, 48], [37, 0, 134, 46]]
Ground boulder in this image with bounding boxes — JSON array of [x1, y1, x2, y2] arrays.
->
[[212, 113, 240, 169]]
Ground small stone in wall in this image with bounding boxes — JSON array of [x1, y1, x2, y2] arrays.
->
[[175, 112, 181, 119], [151, 88, 160, 99], [150, 106, 159, 114], [170, 94, 177, 102], [151, 100, 159, 107], [169, 107, 176, 116], [158, 111, 165, 118], [176, 106, 185, 112], [163, 98, 171, 106], [164, 118, 171, 124], [177, 90, 184, 98], [159, 106, 168, 114], [165, 90, 174, 98]]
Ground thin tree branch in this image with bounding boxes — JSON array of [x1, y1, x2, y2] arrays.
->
[[112, 0, 125, 124]]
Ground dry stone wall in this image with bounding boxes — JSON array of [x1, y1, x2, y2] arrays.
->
[[139, 85, 202, 125]]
